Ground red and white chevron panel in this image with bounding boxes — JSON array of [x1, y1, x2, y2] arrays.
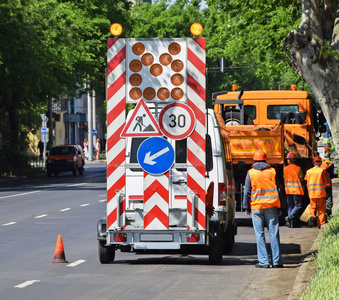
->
[[106, 38, 126, 230], [143, 172, 169, 229], [186, 38, 206, 230]]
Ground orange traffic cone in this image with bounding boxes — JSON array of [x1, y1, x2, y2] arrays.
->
[[51, 235, 68, 263]]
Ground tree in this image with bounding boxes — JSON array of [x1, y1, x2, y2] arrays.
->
[[204, 0, 303, 98], [283, 0, 339, 153], [0, 0, 131, 175]]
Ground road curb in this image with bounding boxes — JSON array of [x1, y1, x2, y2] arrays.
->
[[288, 183, 338, 299], [288, 228, 322, 299]]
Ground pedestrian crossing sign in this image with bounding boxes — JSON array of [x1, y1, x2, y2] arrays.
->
[[120, 99, 163, 137]]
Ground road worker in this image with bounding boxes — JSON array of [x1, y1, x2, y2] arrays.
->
[[304, 156, 329, 228], [283, 152, 304, 228], [243, 150, 283, 268], [321, 145, 335, 218]]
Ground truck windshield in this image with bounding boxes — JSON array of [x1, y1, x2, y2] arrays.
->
[[50, 147, 75, 155], [267, 105, 299, 119]]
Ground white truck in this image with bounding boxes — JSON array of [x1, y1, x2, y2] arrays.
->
[[97, 33, 236, 264]]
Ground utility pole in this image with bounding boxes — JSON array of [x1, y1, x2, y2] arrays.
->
[[92, 89, 97, 148], [87, 86, 93, 161]]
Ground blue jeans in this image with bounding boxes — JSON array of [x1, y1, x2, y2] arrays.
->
[[286, 194, 303, 220], [251, 207, 282, 265]]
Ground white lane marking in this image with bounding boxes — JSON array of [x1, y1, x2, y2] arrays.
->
[[99, 199, 106, 203], [80, 203, 90, 207], [60, 208, 71, 212], [2, 222, 17, 226], [67, 259, 86, 267], [67, 183, 87, 187], [34, 214, 48, 219], [0, 190, 40, 199], [14, 280, 40, 288]]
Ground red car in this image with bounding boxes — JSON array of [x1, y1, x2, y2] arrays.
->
[[46, 145, 85, 177]]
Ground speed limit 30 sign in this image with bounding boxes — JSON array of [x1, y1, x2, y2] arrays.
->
[[159, 103, 196, 140]]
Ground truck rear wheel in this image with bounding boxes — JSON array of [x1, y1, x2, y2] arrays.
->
[[224, 111, 253, 125], [98, 241, 115, 264]]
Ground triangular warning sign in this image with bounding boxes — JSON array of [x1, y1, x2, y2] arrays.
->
[[121, 100, 163, 137]]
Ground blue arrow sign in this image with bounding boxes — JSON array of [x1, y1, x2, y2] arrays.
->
[[41, 127, 47, 134], [137, 137, 175, 175], [92, 129, 97, 135]]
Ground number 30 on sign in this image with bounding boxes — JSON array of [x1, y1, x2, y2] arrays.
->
[[159, 103, 196, 140]]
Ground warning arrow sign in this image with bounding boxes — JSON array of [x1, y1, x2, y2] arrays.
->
[[120, 100, 162, 137]]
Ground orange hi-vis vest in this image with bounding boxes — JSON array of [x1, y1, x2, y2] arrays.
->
[[321, 158, 333, 187], [305, 167, 328, 198], [283, 164, 304, 195], [248, 167, 281, 210]]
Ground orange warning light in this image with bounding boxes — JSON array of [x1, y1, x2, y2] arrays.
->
[[129, 74, 142, 86], [171, 88, 184, 100], [171, 74, 184, 86], [169, 42, 181, 55], [159, 53, 172, 66], [190, 22, 203, 37], [157, 88, 170, 100], [150, 64, 163, 77], [171, 60, 184, 72], [110, 23, 123, 37], [143, 88, 156, 100], [129, 60, 142, 72], [129, 88, 142, 100], [141, 53, 154, 66], [132, 43, 145, 56]]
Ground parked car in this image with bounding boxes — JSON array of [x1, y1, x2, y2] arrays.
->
[[46, 144, 85, 177]]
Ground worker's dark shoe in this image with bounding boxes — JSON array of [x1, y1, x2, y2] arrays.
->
[[272, 264, 284, 268], [285, 216, 291, 228], [308, 216, 316, 228], [291, 219, 301, 228], [255, 263, 270, 268]]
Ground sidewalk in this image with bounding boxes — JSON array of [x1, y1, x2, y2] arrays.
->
[[243, 180, 339, 300]]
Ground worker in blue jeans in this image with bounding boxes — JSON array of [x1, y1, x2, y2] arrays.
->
[[243, 150, 283, 268]]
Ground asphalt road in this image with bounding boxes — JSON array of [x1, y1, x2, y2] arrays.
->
[[0, 162, 321, 300]]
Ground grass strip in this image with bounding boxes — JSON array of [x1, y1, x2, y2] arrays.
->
[[299, 212, 339, 299]]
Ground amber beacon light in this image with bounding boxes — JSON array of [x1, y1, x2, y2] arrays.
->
[[110, 23, 123, 37], [190, 22, 203, 37]]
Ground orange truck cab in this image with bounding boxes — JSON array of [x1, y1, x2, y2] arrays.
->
[[212, 85, 326, 213]]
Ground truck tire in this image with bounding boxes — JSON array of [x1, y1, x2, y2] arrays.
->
[[98, 241, 115, 264], [223, 221, 236, 254], [72, 166, 77, 176], [209, 225, 223, 264], [224, 111, 253, 125], [47, 170, 52, 177]]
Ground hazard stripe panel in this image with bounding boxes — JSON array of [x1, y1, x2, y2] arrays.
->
[[143, 172, 169, 229], [106, 39, 126, 230], [187, 38, 206, 230]]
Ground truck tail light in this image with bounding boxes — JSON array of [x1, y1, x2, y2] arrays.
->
[[187, 233, 200, 242], [218, 183, 227, 206], [114, 233, 127, 242]]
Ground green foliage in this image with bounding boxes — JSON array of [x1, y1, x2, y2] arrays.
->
[[299, 213, 339, 300], [320, 138, 338, 173], [320, 41, 339, 59], [0, 0, 131, 175], [204, 0, 302, 97]]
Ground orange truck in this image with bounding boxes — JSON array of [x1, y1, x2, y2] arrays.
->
[[213, 84, 326, 213]]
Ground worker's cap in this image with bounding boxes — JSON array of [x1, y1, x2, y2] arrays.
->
[[286, 152, 297, 159], [253, 150, 266, 161], [313, 156, 322, 163]]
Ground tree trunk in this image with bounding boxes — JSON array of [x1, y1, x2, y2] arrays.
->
[[283, 0, 339, 153]]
